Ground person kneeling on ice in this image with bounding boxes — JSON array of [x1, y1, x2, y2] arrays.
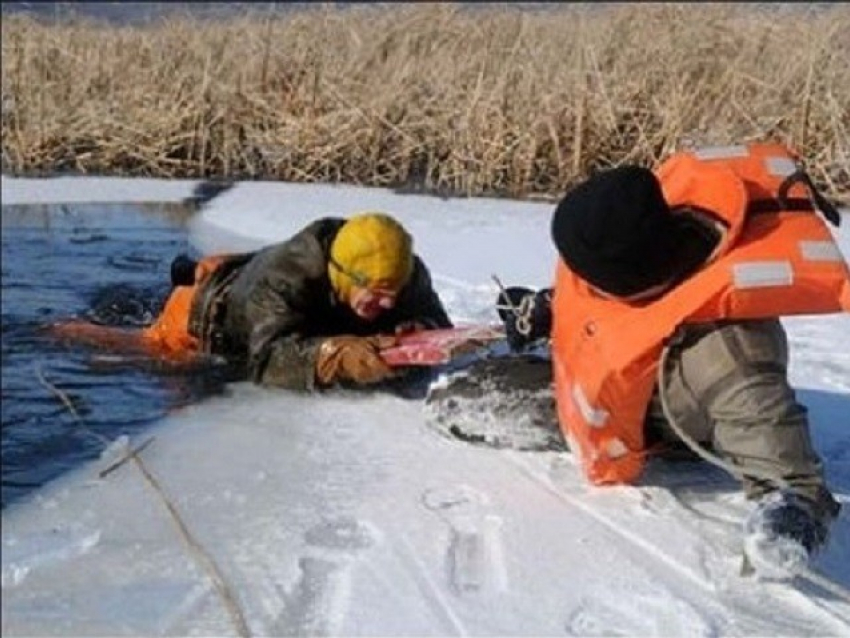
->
[[52, 212, 452, 390], [497, 143, 849, 579]]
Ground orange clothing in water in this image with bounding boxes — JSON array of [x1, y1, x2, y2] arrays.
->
[[140, 254, 231, 356], [551, 143, 850, 485], [48, 254, 234, 363]]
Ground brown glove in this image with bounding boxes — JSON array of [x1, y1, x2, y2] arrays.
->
[[315, 334, 398, 386]]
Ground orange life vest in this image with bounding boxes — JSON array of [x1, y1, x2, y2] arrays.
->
[[551, 143, 850, 485]]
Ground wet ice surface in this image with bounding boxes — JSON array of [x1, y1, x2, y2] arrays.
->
[[4, 385, 849, 636], [1, 177, 849, 636]]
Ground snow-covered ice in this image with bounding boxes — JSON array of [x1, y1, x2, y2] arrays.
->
[[2, 175, 849, 636]]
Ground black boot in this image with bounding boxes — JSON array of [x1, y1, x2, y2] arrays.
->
[[743, 490, 835, 580]]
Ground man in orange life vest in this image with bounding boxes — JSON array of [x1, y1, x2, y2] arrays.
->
[[501, 143, 848, 579]]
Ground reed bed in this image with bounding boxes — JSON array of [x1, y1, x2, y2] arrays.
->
[[2, 3, 848, 202]]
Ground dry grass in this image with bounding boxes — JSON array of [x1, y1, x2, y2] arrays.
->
[[2, 3, 848, 202]]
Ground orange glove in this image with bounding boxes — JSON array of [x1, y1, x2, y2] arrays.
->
[[315, 334, 398, 386]]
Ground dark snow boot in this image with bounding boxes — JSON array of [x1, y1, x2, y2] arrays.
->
[[495, 287, 552, 352], [743, 490, 834, 580]]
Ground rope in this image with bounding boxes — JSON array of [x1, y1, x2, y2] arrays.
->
[[491, 274, 532, 337], [655, 350, 850, 602], [35, 365, 251, 638], [131, 452, 252, 637], [657, 345, 850, 583], [796, 566, 850, 603], [741, 551, 850, 604], [656, 342, 791, 488]]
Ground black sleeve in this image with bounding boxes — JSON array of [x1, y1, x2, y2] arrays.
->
[[395, 257, 453, 329]]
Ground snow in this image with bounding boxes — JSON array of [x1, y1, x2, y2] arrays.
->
[[0, 174, 200, 206], [2, 175, 850, 636]]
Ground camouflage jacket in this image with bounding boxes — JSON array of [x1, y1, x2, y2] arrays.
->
[[220, 217, 452, 390]]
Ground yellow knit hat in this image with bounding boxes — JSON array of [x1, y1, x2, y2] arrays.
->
[[329, 213, 414, 302]]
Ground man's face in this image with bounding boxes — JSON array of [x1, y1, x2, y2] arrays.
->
[[348, 285, 399, 321]]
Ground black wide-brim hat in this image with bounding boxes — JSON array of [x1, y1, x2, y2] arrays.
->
[[551, 166, 693, 298]]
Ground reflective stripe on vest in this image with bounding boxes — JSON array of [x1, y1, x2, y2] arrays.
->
[[572, 382, 609, 428], [733, 262, 793, 289], [552, 142, 850, 486]]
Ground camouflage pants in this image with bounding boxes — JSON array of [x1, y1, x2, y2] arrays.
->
[[648, 318, 839, 520]]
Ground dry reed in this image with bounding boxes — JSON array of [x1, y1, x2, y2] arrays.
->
[[2, 3, 848, 202]]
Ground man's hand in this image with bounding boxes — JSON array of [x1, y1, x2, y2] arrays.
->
[[315, 334, 398, 386]]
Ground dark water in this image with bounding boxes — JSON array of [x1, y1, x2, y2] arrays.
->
[[1, 202, 231, 509]]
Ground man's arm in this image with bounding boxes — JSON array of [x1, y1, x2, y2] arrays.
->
[[240, 265, 325, 391], [247, 315, 323, 391]]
